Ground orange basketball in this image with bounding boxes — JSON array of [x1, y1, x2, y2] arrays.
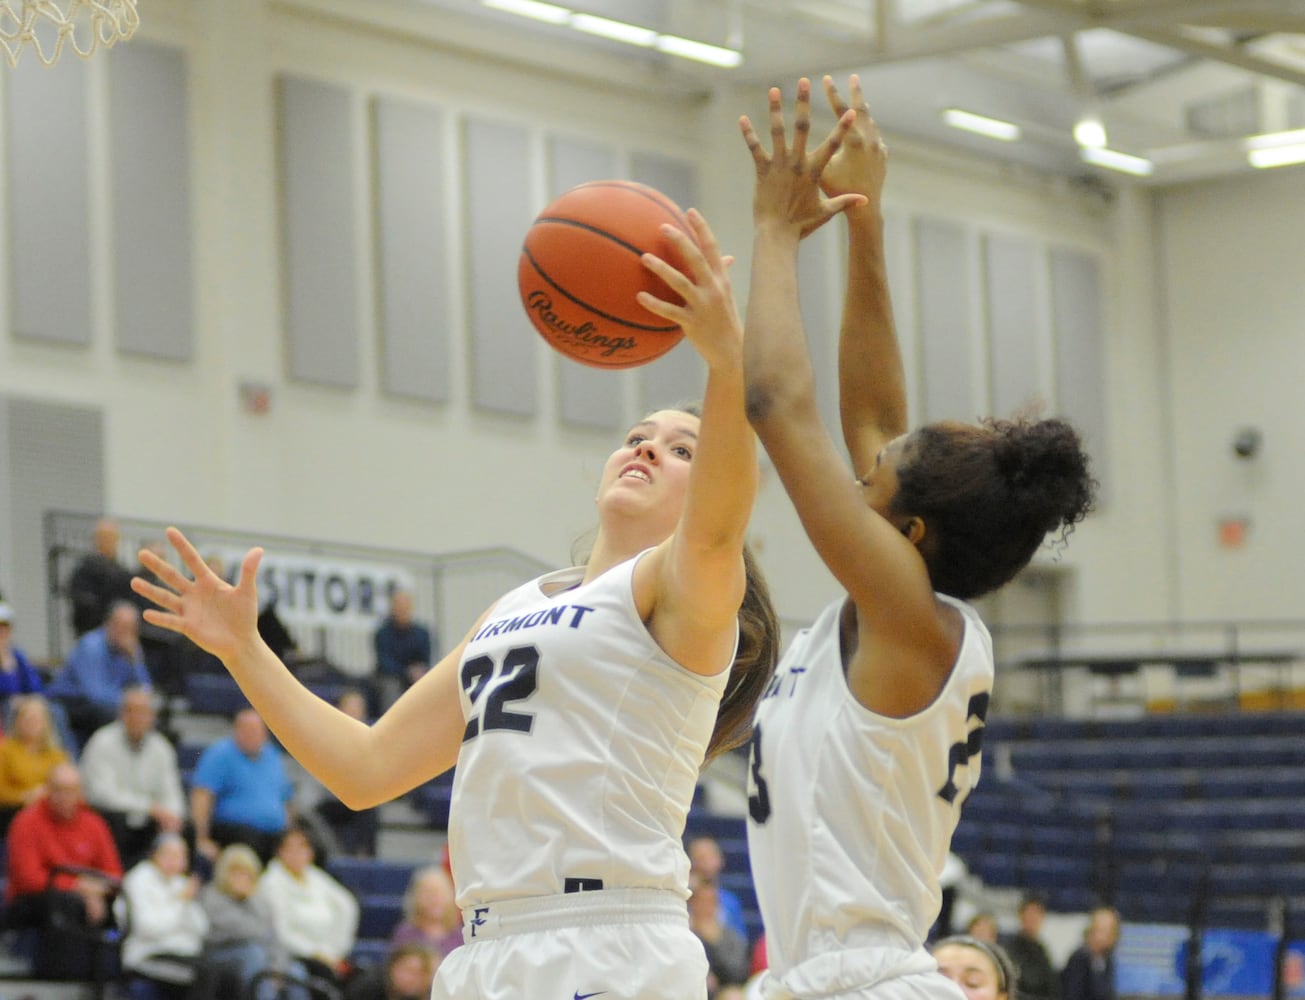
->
[[518, 180, 690, 369]]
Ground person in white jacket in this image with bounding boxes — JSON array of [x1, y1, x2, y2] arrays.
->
[[256, 823, 360, 989], [117, 832, 210, 998], [80, 685, 186, 869]]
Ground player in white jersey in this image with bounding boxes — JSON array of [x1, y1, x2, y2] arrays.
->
[[128, 198, 877, 998], [738, 78, 1097, 1000]]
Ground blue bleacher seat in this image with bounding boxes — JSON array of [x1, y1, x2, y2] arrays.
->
[[358, 894, 404, 940], [328, 857, 416, 897]]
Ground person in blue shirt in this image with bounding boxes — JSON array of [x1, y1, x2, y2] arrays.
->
[[190, 706, 294, 865], [372, 589, 435, 713], [47, 600, 153, 749], [0, 600, 46, 699]]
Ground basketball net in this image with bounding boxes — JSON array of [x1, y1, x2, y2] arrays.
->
[[0, 0, 139, 67]]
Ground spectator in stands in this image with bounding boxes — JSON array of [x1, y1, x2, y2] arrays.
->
[[389, 865, 463, 958], [689, 872, 751, 998], [67, 517, 136, 637], [688, 833, 749, 941], [0, 598, 46, 704], [117, 831, 210, 1000], [199, 843, 303, 1000], [968, 911, 1000, 944], [739, 76, 1095, 1000], [1061, 907, 1119, 1000], [48, 600, 153, 749], [190, 707, 293, 863], [1003, 892, 1060, 1000], [344, 943, 440, 1000], [933, 934, 1017, 1000], [0, 693, 71, 835], [256, 824, 360, 991], [2, 761, 123, 980], [372, 590, 434, 713], [80, 684, 187, 869], [303, 687, 380, 859]]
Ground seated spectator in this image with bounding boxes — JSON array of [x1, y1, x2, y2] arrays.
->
[[67, 518, 135, 638], [80, 684, 187, 869], [0, 598, 46, 702], [0, 694, 71, 836], [344, 943, 440, 1000], [48, 600, 153, 749], [688, 833, 749, 941], [199, 843, 304, 1000], [689, 872, 750, 999], [371, 590, 434, 712], [389, 865, 462, 958], [967, 911, 1001, 944], [932, 934, 1017, 1000], [190, 707, 293, 864], [256, 824, 360, 991], [2, 762, 123, 981], [1061, 906, 1120, 1000], [1002, 892, 1060, 1000], [117, 832, 210, 1000], [303, 688, 380, 859]]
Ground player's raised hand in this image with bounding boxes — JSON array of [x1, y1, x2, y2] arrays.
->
[[639, 208, 741, 372], [739, 77, 866, 238], [819, 74, 887, 208], [131, 526, 264, 664]]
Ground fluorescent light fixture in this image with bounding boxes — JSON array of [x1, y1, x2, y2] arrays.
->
[[479, 1, 739, 68], [655, 33, 742, 68], [570, 12, 656, 46], [1245, 128, 1305, 151], [482, 0, 570, 24], [1248, 144, 1305, 169], [942, 108, 1021, 142], [1081, 146, 1154, 177], [1073, 116, 1107, 149]]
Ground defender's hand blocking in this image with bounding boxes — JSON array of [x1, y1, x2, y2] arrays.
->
[[131, 526, 264, 664], [740, 77, 867, 238], [637, 209, 742, 372], [819, 74, 888, 208]]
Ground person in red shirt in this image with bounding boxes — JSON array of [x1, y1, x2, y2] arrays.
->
[[4, 761, 123, 979]]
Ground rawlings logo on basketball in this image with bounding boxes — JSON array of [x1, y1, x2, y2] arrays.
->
[[526, 291, 637, 359]]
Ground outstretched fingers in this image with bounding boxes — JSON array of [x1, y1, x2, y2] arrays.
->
[[810, 108, 859, 176], [790, 78, 813, 167], [132, 576, 183, 616]]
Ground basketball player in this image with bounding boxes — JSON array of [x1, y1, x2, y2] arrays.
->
[[932, 936, 1017, 1000], [738, 76, 1096, 1000], [131, 196, 856, 998]]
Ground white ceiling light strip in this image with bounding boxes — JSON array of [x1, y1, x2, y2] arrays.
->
[[941, 108, 1022, 142], [1081, 146, 1154, 177], [481, 0, 741, 67]]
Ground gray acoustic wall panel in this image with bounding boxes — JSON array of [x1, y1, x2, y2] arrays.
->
[[280, 76, 360, 388], [797, 225, 840, 439], [2, 396, 104, 661], [6, 57, 92, 346], [548, 137, 623, 430], [109, 42, 195, 361], [373, 97, 450, 403], [984, 232, 1044, 418], [630, 153, 702, 412], [464, 117, 537, 416], [1050, 247, 1110, 498], [914, 216, 980, 424]]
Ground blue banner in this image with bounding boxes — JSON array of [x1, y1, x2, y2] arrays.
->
[[1116, 925, 1299, 997]]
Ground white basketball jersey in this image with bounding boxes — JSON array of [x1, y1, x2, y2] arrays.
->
[[746, 595, 994, 982], [448, 552, 732, 910]]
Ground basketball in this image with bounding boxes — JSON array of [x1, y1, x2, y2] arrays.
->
[[518, 180, 691, 369]]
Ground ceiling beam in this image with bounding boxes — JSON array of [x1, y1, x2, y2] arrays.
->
[[1126, 24, 1305, 89]]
